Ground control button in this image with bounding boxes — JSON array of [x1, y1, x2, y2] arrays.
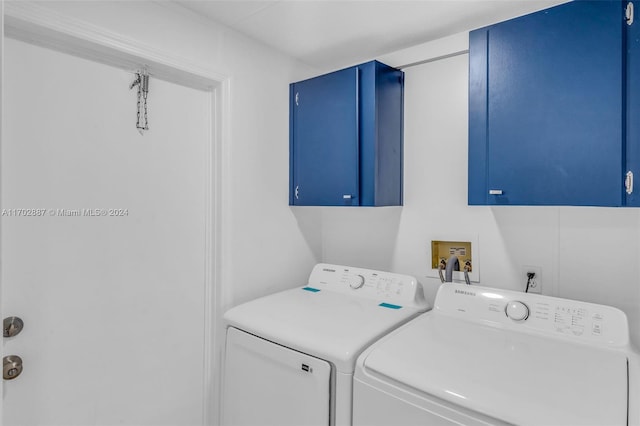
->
[[349, 274, 365, 290], [592, 323, 602, 335], [505, 301, 529, 321], [571, 327, 584, 336]]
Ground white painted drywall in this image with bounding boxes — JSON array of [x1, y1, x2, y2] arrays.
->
[[318, 34, 640, 349]]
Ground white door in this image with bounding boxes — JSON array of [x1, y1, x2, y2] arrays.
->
[[1, 37, 211, 425]]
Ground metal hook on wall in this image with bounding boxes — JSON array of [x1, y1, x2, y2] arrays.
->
[[130, 68, 150, 134]]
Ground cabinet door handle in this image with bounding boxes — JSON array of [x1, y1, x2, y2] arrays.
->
[[295, 185, 300, 199], [626, 171, 634, 195], [489, 189, 503, 195], [343, 195, 352, 199], [295, 92, 299, 106]]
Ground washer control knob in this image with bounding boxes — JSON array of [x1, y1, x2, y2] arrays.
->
[[349, 274, 365, 290], [505, 301, 529, 321]]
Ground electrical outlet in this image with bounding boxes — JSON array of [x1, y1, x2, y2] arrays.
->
[[522, 265, 542, 294]]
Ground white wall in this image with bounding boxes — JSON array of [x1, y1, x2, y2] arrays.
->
[[318, 33, 640, 349]]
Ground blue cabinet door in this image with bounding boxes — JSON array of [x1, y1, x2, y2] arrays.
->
[[290, 67, 359, 206], [469, 1, 624, 206], [290, 61, 403, 206]]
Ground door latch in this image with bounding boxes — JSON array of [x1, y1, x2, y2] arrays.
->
[[3, 355, 23, 380]]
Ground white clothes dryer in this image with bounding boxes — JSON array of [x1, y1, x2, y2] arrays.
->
[[353, 283, 639, 426], [221, 263, 429, 426]]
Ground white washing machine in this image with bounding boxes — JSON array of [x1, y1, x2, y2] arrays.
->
[[221, 263, 429, 426], [353, 283, 640, 426]]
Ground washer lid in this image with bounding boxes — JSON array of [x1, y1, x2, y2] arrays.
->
[[224, 286, 425, 373], [360, 314, 629, 426]]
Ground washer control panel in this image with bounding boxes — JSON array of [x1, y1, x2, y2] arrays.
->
[[307, 263, 428, 309], [434, 283, 629, 347]]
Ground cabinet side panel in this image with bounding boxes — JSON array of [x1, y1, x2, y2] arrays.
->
[[290, 83, 296, 205], [627, 1, 640, 206], [372, 62, 403, 206], [468, 29, 490, 205], [359, 61, 377, 206]]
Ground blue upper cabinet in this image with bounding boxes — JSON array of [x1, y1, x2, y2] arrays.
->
[[469, 1, 627, 206], [290, 61, 404, 206]]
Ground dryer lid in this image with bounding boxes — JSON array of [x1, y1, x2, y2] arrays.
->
[[360, 314, 629, 426]]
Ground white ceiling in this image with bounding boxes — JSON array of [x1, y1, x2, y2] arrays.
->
[[174, 0, 567, 70]]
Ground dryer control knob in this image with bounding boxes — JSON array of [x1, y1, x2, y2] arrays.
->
[[505, 301, 529, 321], [349, 275, 365, 290]]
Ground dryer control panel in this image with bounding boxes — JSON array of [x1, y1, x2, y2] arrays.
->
[[307, 263, 428, 309], [434, 283, 629, 347]]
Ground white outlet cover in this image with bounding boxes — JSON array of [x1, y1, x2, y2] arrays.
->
[[522, 265, 542, 294]]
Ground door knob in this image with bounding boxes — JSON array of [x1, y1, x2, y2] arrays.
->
[[3, 316, 24, 337], [3, 355, 23, 380]]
